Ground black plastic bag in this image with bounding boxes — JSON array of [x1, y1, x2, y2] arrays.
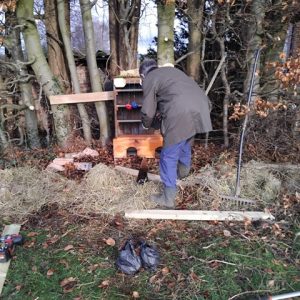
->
[[116, 240, 142, 275], [140, 241, 160, 271]]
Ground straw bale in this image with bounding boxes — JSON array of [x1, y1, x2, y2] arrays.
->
[[71, 163, 159, 214], [0, 161, 288, 222], [0, 164, 162, 222], [190, 161, 282, 210], [0, 167, 76, 221]]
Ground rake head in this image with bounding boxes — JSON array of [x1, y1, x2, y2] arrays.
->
[[220, 195, 257, 206]]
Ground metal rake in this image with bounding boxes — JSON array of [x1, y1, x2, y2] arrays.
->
[[220, 48, 262, 207]]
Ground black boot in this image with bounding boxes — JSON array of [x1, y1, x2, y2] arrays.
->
[[177, 163, 190, 179], [150, 187, 177, 208]]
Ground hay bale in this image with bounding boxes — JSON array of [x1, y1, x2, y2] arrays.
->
[[0, 161, 285, 221], [0, 167, 75, 221], [0, 164, 161, 221], [191, 161, 281, 209], [72, 163, 159, 214]]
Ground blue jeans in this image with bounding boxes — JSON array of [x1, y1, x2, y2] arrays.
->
[[159, 139, 191, 188]]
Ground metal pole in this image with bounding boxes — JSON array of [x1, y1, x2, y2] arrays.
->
[[271, 291, 300, 300]]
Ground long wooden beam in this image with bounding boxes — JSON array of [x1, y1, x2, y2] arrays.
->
[[0, 224, 21, 295], [125, 210, 275, 221], [49, 91, 115, 105]]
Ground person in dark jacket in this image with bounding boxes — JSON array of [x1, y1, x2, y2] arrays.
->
[[139, 59, 212, 208]]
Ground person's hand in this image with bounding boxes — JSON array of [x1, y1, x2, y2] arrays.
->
[[151, 113, 161, 130]]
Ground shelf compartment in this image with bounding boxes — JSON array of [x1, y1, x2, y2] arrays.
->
[[116, 92, 143, 106], [116, 108, 141, 120], [116, 122, 156, 136]]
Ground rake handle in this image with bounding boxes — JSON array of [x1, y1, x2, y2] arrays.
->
[[235, 48, 261, 197]]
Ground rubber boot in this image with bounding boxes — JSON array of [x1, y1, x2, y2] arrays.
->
[[150, 187, 177, 208], [177, 163, 190, 179]]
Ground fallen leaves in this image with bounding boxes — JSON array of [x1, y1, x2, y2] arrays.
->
[[98, 280, 110, 288], [161, 267, 170, 275], [43, 235, 60, 249], [59, 259, 70, 269], [223, 230, 231, 237], [189, 271, 201, 282], [132, 291, 140, 298], [27, 232, 39, 237], [105, 237, 116, 246], [60, 277, 77, 293], [64, 244, 74, 251], [47, 269, 54, 277]]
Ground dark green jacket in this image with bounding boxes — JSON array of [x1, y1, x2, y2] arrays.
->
[[141, 67, 212, 147]]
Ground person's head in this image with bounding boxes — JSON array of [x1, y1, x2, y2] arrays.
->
[[139, 59, 158, 80]]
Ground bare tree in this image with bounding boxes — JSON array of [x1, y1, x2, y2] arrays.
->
[[108, 0, 141, 75], [7, 14, 41, 148], [44, 0, 71, 93], [57, 0, 93, 144], [80, 0, 110, 145], [17, 0, 73, 147]]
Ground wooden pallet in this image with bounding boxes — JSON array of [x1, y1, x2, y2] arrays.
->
[[113, 135, 163, 158]]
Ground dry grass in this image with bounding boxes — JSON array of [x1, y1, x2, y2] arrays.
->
[[185, 161, 282, 210], [0, 161, 290, 222], [0, 164, 159, 222], [70, 163, 159, 214]]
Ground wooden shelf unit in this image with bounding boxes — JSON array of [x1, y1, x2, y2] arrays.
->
[[113, 77, 162, 158]]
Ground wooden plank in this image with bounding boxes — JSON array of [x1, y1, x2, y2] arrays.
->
[[0, 224, 21, 295], [125, 210, 275, 221], [49, 91, 115, 105], [244, 163, 300, 170]]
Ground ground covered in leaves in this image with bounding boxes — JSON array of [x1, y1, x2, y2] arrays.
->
[[1, 204, 299, 300], [0, 141, 299, 299]]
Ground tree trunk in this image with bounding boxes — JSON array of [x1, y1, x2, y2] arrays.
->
[[108, 0, 119, 76], [0, 75, 8, 150], [260, 5, 289, 100], [243, 0, 265, 100], [186, 0, 204, 82], [57, 0, 92, 144], [5, 11, 41, 148], [157, 0, 175, 65], [44, 0, 71, 93], [212, 6, 230, 147], [108, 0, 141, 73], [80, 0, 110, 145], [17, 0, 72, 147], [119, 0, 141, 70]]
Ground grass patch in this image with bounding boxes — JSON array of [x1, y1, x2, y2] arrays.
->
[[1, 218, 300, 300]]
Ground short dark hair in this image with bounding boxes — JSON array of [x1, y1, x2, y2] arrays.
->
[[139, 59, 158, 78]]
